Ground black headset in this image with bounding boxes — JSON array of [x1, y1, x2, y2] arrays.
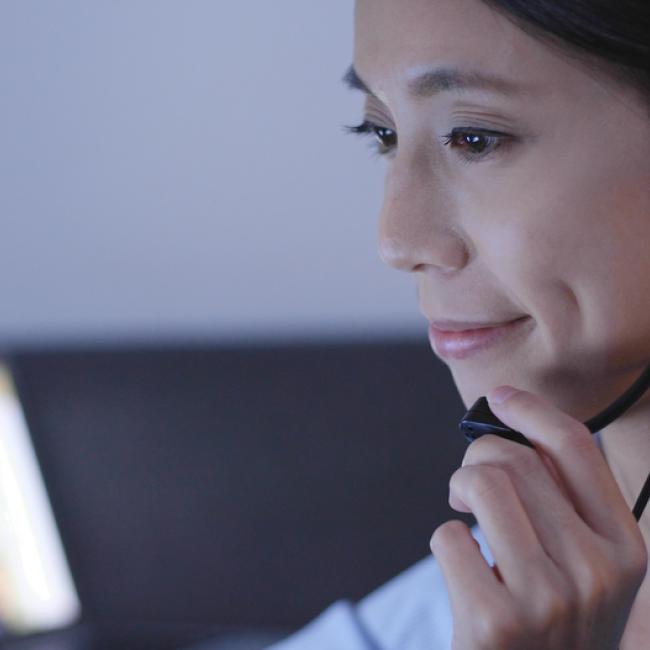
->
[[459, 362, 650, 521]]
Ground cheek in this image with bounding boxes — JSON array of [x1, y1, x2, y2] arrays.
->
[[473, 144, 650, 365], [578, 174, 650, 362], [459, 165, 608, 364], [542, 132, 650, 358], [476, 189, 585, 333]]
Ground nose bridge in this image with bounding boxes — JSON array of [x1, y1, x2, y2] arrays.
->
[[377, 147, 469, 273]]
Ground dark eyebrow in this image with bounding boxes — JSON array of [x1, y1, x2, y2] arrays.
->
[[342, 65, 373, 95], [342, 64, 527, 99]]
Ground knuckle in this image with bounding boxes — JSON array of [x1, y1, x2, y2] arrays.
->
[[556, 420, 594, 454], [574, 559, 614, 607], [612, 537, 648, 589], [462, 465, 511, 502], [507, 390, 539, 417], [628, 543, 649, 583]]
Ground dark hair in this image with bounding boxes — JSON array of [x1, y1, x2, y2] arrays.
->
[[480, 0, 650, 104]]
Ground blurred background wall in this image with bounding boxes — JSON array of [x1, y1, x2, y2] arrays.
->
[[0, 1, 425, 346], [0, 6, 468, 642]]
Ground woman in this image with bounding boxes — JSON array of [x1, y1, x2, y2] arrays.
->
[[262, 0, 650, 648]]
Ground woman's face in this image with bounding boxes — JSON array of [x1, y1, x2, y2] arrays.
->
[[353, 0, 650, 420]]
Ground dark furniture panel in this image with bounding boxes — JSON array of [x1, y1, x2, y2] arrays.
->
[[7, 339, 471, 631]]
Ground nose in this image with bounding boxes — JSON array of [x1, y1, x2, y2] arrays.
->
[[377, 149, 469, 274]]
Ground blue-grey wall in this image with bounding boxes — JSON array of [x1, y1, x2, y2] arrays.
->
[[0, 2, 424, 346]]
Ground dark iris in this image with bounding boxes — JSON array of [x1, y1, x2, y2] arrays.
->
[[463, 133, 489, 154], [374, 125, 397, 149]]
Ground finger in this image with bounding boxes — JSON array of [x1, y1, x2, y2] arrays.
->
[[430, 520, 506, 621], [466, 433, 571, 501], [536, 447, 572, 501], [449, 463, 553, 597], [462, 434, 595, 575], [486, 386, 635, 541]]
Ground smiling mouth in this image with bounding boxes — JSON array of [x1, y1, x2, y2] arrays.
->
[[428, 316, 533, 360]]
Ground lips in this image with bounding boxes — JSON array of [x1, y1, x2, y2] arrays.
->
[[428, 316, 532, 360], [428, 317, 528, 332]]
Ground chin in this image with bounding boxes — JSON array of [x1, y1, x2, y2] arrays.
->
[[454, 381, 485, 412], [451, 369, 522, 412], [448, 365, 485, 406]]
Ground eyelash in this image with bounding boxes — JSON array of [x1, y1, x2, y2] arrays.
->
[[343, 119, 514, 163]]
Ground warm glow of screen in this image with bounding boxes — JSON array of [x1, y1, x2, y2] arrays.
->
[[0, 362, 80, 634]]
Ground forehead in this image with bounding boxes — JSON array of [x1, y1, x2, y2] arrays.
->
[[353, 0, 584, 103]]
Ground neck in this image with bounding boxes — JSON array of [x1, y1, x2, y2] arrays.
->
[[582, 365, 650, 644], [599, 386, 650, 537]]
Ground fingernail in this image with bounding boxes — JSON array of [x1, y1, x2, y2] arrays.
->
[[487, 385, 519, 405]]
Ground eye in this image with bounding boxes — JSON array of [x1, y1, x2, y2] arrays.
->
[[343, 120, 397, 157], [440, 128, 513, 162], [344, 121, 514, 162]]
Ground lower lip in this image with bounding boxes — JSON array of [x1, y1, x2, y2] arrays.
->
[[428, 317, 531, 360]]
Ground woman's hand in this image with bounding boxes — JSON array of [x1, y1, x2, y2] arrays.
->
[[430, 386, 648, 650]]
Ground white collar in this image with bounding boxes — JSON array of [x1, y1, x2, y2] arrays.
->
[[593, 429, 603, 450]]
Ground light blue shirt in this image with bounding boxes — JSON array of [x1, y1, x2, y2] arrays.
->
[[266, 524, 492, 650], [267, 430, 604, 650]]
